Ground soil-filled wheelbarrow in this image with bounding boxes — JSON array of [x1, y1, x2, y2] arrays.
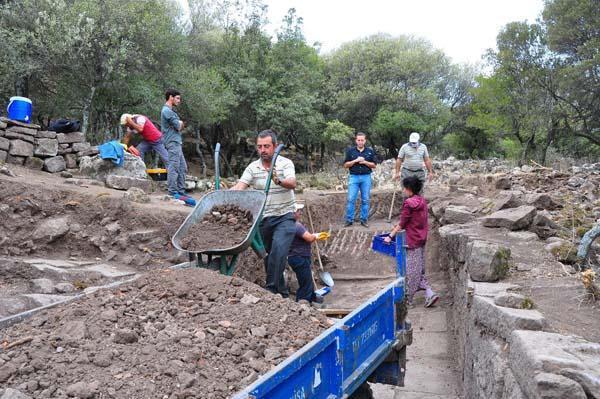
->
[[171, 143, 283, 275]]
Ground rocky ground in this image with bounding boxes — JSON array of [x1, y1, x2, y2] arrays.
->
[[0, 268, 330, 399]]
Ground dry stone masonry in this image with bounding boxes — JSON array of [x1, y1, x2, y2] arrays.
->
[[0, 117, 98, 173]]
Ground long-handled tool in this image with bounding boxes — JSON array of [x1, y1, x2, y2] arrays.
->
[[306, 203, 335, 287], [386, 189, 397, 222]]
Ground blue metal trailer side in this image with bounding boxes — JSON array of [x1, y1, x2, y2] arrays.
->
[[233, 232, 412, 399]]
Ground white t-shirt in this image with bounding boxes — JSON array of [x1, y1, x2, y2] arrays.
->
[[240, 156, 296, 218], [398, 143, 429, 170]]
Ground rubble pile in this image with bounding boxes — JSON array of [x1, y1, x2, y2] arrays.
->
[[0, 117, 98, 173]]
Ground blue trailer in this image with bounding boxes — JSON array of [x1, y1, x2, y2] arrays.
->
[[233, 232, 413, 399]]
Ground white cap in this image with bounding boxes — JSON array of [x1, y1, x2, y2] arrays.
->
[[294, 202, 305, 211], [120, 113, 133, 125], [409, 132, 420, 143]]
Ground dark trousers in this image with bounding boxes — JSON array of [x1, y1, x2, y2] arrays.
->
[[287, 255, 315, 302], [260, 212, 296, 297]]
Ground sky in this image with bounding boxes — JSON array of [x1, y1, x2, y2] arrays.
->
[[263, 0, 545, 65]]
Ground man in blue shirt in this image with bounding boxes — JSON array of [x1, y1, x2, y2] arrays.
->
[[160, 89, 187, 196], [343, 132, 377, 227]]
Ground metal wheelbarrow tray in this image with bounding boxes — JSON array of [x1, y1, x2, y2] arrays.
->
[[171, 189, 266, 273]]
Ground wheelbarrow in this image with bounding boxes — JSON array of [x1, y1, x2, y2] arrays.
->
[[171, 143, 283, 275]]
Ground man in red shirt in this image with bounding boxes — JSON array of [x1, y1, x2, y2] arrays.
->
[[120, 113, 169, 167]]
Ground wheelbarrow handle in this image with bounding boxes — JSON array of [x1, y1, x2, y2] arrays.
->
[[263, 144, 285, 194], [214, 143, 221, 191]]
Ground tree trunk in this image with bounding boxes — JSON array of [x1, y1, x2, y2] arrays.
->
[[81, 86, 96, 136], [14, 77, 28, 97], [194, 127, 207, 178]]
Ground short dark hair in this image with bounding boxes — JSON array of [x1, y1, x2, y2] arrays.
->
[[165, 88, 181, 101], [356, 132, 366, 138], [257, 129, 277, 144], [402, 176, 423, 195]]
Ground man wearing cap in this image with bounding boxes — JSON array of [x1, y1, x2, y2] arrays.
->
[[395, 132, 434, 193], [343, 132, 377, 228], [120, 113, 169, 167]]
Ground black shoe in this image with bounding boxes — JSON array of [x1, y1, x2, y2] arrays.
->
[[360, 220, 369, 228], [344, 221, 353, 227]]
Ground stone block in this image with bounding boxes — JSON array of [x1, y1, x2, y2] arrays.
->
[[493, 190, 523, 211], [25, 157, 44, 170], [0, 116, 40, 129], [494, 293, 529, 309], [31, 278, 56, 294], [6, 154, 25, 165], [32, 216, 70, 242], [495, 176, 512, 190], [0, 137, 9, 151], [56, 131, 85, 144], [43, 155, 66, 173], [77, 146, 99, 158], [80, 153, 148, 181], [509, 330, 600, 399], [0, 120, 6, 129], [7, 125, 37, 136], [36, 130, 57, 139], [105, 174, 151, 192], [0, 150, 6, 163], [0, 388, 33, 399], [124, 187, 150, 203], [442, 205, 476, 225], [58, 147, 73, 155], [34, 138, 58, 157], [8, 139, 34, 157], [482, 205, 537, 230], [64, 153, 77, 169], [473, 296, 546, 339], [4, 131, 34, 143], [526, 193, 560, 210], [439, 224, 471, 263], [0, 129, 4, 137], [466, 240, 511, 282], [72, 142, 91, 152], [531, 211, 562, 240]]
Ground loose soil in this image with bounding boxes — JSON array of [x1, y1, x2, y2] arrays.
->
[[0, 268, 330, 398], [180, 205, 253, 252], [0, 180, 187, 269]]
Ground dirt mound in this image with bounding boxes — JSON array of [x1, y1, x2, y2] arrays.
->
[[180, 205, 253, 252], [0, 268, 330, 398], [0, 181, 186, 269]]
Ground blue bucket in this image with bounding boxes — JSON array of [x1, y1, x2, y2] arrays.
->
[[7, 96, 33, 123]]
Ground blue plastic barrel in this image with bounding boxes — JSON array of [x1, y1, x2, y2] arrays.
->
[[7, 96, 32, 123]]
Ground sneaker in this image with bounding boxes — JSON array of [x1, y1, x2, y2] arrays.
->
[[313, 294, 325, 304], [360, 220, 369, 228], [344, 221, 353, 227], [425, 293, 440, 308]]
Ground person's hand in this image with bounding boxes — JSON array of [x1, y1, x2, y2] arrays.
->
[[355, 156, 365, 164], [384, 235, 392, 244], [428, 172, 434, 182], [394, 173, 401, 181], [271, 169, 281, 185]]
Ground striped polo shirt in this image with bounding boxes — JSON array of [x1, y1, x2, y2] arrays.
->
[[398, 143, 429, 171], [240, 156, 296, 218]]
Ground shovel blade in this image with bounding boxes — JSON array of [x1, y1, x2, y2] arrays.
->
[[320, 271, 335, 287]]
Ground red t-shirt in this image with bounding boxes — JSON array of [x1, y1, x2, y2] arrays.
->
[[399, 195, 428, 249], [133, 115, 162, 143]]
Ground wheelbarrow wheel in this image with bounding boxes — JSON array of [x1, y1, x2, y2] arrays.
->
[[349, 382, 374, 399]]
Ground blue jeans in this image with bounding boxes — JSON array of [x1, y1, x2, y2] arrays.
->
[[345, 173, 372, 223], [287, 255, 315, 302], [137, 137, 169, 167], [166, 143, 187, 195], [260, 213, 296, 297]]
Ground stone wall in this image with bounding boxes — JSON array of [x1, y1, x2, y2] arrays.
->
[[0, 117, 98, 173], [438, 221, 600, 398]]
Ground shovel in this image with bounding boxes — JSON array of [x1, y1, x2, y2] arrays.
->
[[306, 204, 335, 287], [387, 189, 397, 222]]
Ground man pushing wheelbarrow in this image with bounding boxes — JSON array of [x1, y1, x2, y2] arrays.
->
[[231, 129, 297, 298]]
